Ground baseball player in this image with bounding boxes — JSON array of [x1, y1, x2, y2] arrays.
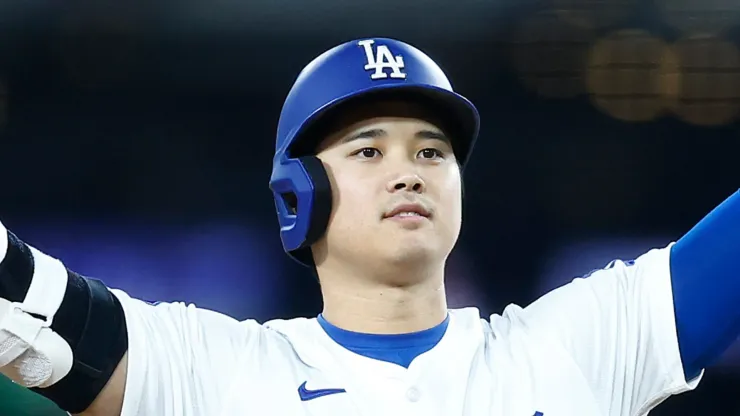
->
[[0, 37, 738, 416]]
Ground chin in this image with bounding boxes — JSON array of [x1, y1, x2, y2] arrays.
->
[[382, 240, 443, 266]]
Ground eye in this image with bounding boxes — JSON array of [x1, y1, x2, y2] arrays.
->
[[352, 147, 382, 159], [418, 148, 444, 160]]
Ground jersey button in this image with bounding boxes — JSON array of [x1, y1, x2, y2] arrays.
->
[[405, 387, 421, 402]]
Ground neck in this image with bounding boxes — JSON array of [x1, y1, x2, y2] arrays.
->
[[317, 262, 448, 334]]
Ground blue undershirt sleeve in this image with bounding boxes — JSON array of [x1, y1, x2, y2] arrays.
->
[[670, 189, 740, 380]]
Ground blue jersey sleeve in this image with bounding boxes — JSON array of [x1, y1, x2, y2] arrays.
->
[[671, 189, 740, 380]]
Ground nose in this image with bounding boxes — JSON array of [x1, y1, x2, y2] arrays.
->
[[387, 173, 426, 194]]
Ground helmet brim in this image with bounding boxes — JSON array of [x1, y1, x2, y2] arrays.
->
[[285, 83, 480, 169]]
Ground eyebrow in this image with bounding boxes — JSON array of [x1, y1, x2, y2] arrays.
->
[[341, 128, 450, 145]]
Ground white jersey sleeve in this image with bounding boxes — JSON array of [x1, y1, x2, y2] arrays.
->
[[111, 289, 262, 416], [516, 244, 701, 416]]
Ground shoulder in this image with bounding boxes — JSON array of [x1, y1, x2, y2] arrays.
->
[[110, 288, 269, 349], [262, 316, 320, 342]]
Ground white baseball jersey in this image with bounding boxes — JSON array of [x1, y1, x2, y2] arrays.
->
[[113, 244, 701, 416]]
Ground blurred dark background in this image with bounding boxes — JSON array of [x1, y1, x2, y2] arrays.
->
[[0, 0, 739, 414]]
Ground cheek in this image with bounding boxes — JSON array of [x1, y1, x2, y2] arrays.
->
[[319, 159, 366, 226], [439, 170, 463, 208], [436, 172, 464, 233], [446, 185, 463, 224], [329, 173, 376, 229]]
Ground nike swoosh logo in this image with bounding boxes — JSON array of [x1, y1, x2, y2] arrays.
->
[[297, 381, 347, 401]]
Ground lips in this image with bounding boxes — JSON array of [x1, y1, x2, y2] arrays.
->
[[383, 203, 432, 219]]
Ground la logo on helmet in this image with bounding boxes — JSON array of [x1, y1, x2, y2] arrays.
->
[[358, 39, 407, 80]]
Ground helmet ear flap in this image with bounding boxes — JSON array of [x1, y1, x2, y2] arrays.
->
[[295, 156, 333, 249], [270, 155, 333, 268]]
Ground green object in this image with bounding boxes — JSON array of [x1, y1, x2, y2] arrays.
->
[[0, 375, 67, 416]]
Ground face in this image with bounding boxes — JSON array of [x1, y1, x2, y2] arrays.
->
[[311, 101, 463, 279]]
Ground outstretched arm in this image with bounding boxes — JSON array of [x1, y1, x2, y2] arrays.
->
[[671, 188, 740, 379], [0, 222, 260, 416], [0, 224, 128, 415], [515, 189, 740, 415]]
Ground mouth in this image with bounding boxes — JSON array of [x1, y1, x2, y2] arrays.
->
[[383, 203, 432, 220]]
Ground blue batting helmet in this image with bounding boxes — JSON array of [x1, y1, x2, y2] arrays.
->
[[270, 37, 480, 267]]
